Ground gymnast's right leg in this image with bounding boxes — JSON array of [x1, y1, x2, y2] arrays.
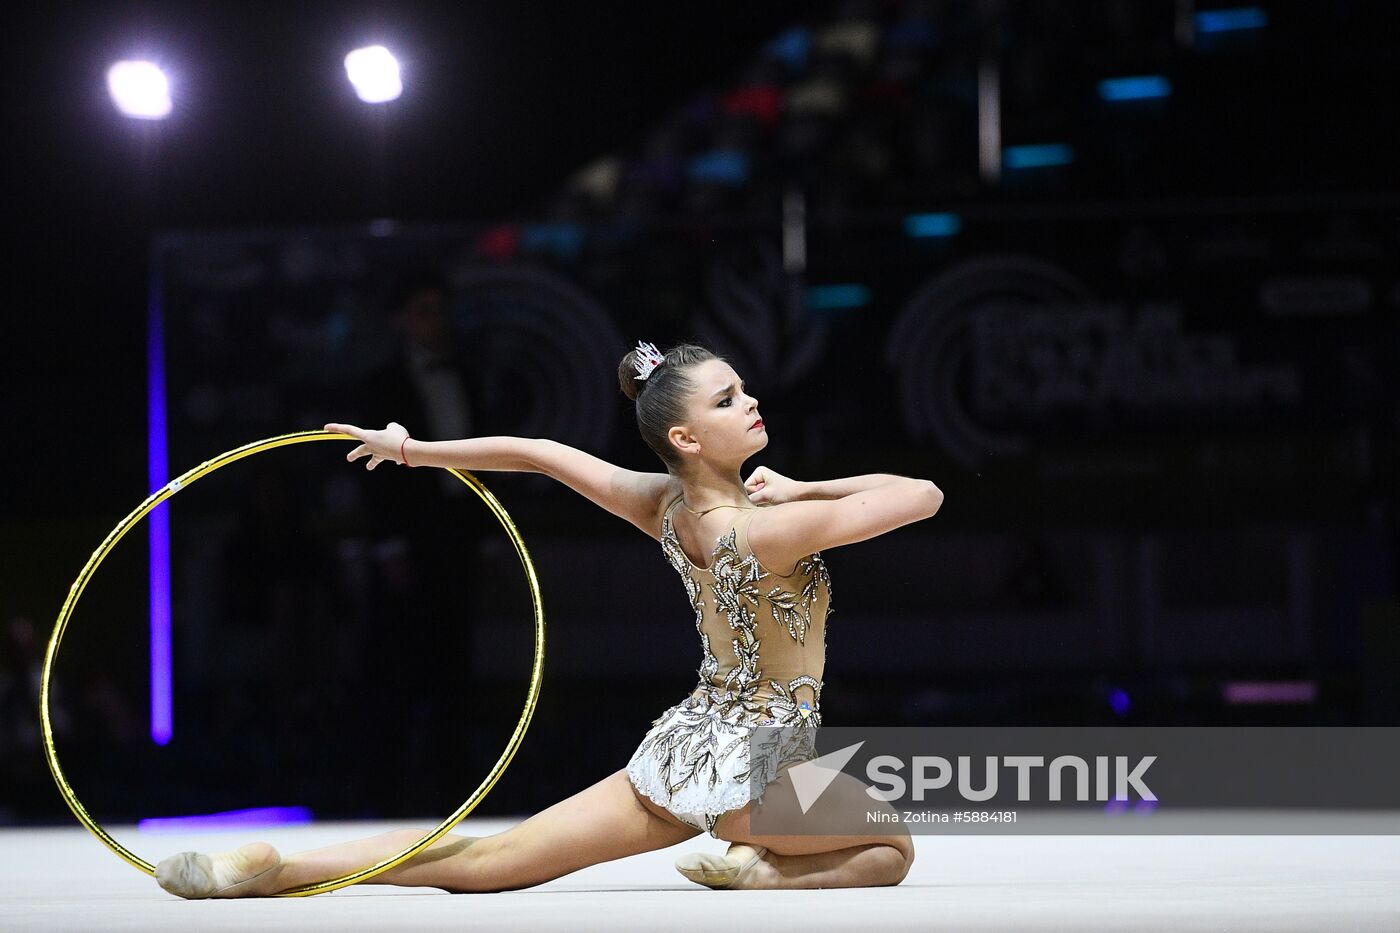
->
[[156, 768, 700, 897]]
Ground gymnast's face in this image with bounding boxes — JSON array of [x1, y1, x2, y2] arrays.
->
[[669, 359, 767, 466]]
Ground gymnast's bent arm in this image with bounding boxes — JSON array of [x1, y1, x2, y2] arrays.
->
[[746, 471, 944, 575], [324, 422, 672, 539]]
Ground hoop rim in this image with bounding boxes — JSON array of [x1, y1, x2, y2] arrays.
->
[[39, 429, 546, 897]]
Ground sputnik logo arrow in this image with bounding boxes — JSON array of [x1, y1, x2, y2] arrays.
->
[[788, 741, 865, 814]]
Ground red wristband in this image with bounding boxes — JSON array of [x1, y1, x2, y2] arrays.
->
[[400, 435, 412, 467]]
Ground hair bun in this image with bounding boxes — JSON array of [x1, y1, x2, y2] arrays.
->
[[620, 342, 719, 470], [617, 349, 645, 401]]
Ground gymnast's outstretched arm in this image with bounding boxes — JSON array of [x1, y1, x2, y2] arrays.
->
[[323, 422, 673, 538]]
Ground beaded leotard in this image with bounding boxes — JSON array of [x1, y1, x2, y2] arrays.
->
[[626, 494, 833, 835]]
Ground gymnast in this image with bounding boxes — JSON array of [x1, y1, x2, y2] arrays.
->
[[155, 341, 944, 896]]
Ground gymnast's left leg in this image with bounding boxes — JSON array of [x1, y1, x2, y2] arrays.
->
[[156, 768, 700, 897], [675, 771, 915, 890]]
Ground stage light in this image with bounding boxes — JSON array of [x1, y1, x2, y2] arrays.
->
[[520, 223, 584, 260], [687, 150, 750, 185], [806, 284, 871, 310], [766, 27, 811, 68], [345, 45, 402, 103], [1003, 143, 1075, 170], [1222, 680, 1318, 705], [138, 807, 313, 833], [148, 268, 172, 744], [107, 60, 172, 119], [1098, 75, 1172, 102], [1195, 7, 1268, 34], [904, 212, 962, 238]]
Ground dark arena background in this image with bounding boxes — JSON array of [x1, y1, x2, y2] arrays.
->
[[3, 2, 1399, 929]]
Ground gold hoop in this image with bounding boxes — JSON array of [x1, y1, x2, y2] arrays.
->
[[39, 430, 546, 897]]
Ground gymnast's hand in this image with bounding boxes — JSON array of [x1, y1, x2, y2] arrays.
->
[[324, 421, 410, 470], [744, 465, 806, 506]]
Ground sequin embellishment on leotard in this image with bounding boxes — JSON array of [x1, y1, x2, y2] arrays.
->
[[627, 496, 833, 835]]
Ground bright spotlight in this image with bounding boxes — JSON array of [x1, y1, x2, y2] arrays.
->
[[107, 60, 172, 119], [344, 46, 402, 103]]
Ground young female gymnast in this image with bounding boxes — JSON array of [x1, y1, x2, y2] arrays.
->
[[155, 342, 943, 896]]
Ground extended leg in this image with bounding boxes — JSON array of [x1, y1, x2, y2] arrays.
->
[[156, 769, 699, 897]]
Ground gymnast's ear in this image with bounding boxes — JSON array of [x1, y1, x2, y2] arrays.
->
[[668, 425, 699, 457]]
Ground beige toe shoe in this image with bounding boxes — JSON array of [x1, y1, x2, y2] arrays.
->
[[155, 852, 219, 899], [674, 845, 767, 889]]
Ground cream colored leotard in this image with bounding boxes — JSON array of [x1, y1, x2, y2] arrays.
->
[[626, 494, 833, 835]]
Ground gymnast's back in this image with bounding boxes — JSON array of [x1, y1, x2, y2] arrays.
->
[[624, 493, 832, 833], [664, 494, 831, 717]]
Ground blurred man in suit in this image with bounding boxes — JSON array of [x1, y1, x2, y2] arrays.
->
[[360, 271, 485, 814]]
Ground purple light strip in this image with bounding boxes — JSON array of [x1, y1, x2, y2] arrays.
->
[[147, 260, 172, 745], [1103, 798, 1157, 814], [138, 806, 314, 834], [1222, 680, 1318, 705]]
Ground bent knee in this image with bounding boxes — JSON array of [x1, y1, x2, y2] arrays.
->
[[877, 842, 912, 886], [877, 831, 914, 885], [894, 842, 914, 883], [891, 829, 914, 864]]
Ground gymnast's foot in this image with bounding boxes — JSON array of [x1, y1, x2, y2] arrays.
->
[[156, 841, 282, 899], [674, 843, 772, 890]]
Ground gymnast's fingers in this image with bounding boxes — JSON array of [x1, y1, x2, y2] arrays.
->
[[325, 422, 364, 439], [347, 443, 370, 462]]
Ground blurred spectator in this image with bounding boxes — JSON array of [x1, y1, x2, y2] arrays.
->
[[0, 616, 67, 822], [359, 271, 486, 812], [223, 466, 337, 698], [367, 272, 479, 493]]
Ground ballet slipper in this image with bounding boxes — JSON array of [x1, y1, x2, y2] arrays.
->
[[674, 844, 768, 890], [155, 842, 281, 899]]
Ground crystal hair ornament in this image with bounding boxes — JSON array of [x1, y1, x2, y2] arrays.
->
[[633, 341, 666, 381]]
